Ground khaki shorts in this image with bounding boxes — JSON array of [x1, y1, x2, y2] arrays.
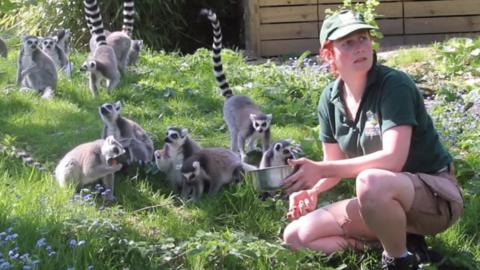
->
[[405, 166, 464, 235], [324, 164, 464, 240]]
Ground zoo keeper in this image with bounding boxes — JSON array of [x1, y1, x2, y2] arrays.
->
[[281, 9, 464, 270]]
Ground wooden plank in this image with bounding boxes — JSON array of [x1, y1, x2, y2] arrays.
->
[[260, 5, 318, 23], [404, 0, 480, 18], [243, 0, 262, 57], [378, 18, 403, 35], [259, 0, 317, 7], [260, 39, 320, 56], [379, 35, 405, 48], [259, 22, 318, 40], [318, 2, 403, 20], [404, 32, 480, 45], [405, 16, 480, 34], [318, 0, 399, 3]]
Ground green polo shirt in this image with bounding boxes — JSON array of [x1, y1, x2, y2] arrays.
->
[[318, 62, 452, 173]]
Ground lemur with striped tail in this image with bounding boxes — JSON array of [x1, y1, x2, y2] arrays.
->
[[201, 9, 272, 162], [87, 0, 135, 74], [81, 0, 120, 97]]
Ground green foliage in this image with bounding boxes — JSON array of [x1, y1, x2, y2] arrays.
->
[[1, 37, 480, 269], [0, 0, 241, 52], [433, 37, 480, 78]]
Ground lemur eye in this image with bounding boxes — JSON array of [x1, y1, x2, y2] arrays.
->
[[283, 149, 290, 155], [105, 104, 113, 110], [171, 134, 178, 139], [113, 147, 119, 155], [261, 123, 267, 127], [27, 40, 32, 45]]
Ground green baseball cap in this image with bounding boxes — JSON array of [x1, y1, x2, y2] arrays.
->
[[320, 10, 377, 48]]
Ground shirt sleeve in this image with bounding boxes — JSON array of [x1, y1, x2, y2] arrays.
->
[[380, 70, 419, 133], [318, 86, 337, 143]]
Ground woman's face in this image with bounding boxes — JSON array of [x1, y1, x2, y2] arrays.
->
[[331, 30, 373, 76]]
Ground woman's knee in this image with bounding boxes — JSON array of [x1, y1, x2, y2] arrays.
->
[[356, 169, 391, 207], [283, 220, 302, 250]]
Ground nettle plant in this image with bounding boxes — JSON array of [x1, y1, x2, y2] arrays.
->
[[433, 37, 480, 78]]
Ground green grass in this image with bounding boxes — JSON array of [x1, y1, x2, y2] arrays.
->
[[0, 38, 479, 269]]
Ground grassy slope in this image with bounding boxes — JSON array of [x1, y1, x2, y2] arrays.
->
[[0, 40, 478, 269]]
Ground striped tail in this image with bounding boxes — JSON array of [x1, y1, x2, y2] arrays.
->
[[84, 0, 107, 46], [122, 0, 135, 36], [200, 9, 233, 98], [0, 143, 47, 172]]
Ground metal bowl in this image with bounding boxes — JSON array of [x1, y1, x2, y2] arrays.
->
[[248, 165, 296, 192]]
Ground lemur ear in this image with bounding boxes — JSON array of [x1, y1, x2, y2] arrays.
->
[[114, 101, 122, 111], [266, 114, 273, 121], [106, 135, 115, 144], [249, 114, 256, 121], [274, 143, 282, 151], [181, 128, 189, 137], [193, 161, 200, 169]]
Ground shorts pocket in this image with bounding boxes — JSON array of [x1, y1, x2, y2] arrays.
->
[[416, 173, 463, 205]]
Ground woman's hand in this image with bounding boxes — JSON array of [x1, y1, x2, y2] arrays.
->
[[286, 189, 319, 221], [282, 158, 323, 195]]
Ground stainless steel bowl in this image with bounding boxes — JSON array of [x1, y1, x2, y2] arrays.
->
[[248, 165, 296, 192]]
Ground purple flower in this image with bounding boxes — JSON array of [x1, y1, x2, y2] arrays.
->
[[36, 238, 47, 248]]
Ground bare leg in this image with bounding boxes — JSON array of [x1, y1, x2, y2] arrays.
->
[[283, 198, 377, 254], [356, 169, 415, 257]]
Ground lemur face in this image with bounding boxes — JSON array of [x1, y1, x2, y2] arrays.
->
[[80, 60, 97, 71], [164, 128, 187, 147], [274, 142, 295, 161], [250, 114, 272, 133], [99, 101, 121, 122], [102, 136, 126, 165], [41, 38, 57, 51], [23, 36, 39, 52]]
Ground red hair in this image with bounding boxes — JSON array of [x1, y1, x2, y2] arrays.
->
[[319, 41, 338, 75]]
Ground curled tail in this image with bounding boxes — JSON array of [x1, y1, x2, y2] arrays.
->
[[84, 0, 107, 46], [122, 0, 135, 36], [200, 9, 233, 98]]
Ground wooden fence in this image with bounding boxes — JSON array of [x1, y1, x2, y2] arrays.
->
[[243, 0, 480, 57]]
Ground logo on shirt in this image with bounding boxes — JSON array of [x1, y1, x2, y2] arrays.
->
[[364, 111, 381, 137]]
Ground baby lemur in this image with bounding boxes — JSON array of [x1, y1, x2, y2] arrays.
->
[[55, 135, 125, 201], [154, 127, 202, 197], [181, 147, 257, 201], [99, 101, 154, 165], [201, 9, 272, 162]]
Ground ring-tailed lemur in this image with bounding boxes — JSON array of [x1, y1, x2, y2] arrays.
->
[[55, 136, 125, 201], [181, 147, 257, 201], [39, 36, 71, 77], [201, 9, 272, 162], [17, 35, 57, 99], [81, 0, 120, 97], [87, 0, 134, 75], [154, 127, 202, 194], [0, 38, 7, 58], [99, 101, 154, 165], [259, 140, 300, 168]]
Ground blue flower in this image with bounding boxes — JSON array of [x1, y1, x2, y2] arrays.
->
[[69, 239, 77, 247], [0, 261, 12, 269], [36, 238, 47, 248], [87, 266, 94, 270]]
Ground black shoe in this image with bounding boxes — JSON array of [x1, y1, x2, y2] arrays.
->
[[406, 233, 444, 264], [381, 253, 419, 270]]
